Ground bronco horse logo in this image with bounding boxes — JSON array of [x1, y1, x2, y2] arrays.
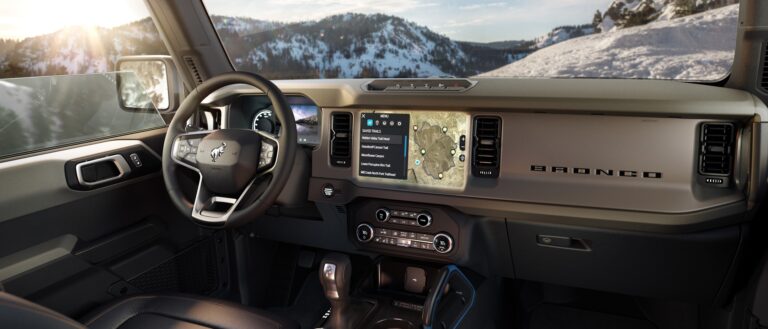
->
[[210, 142, 227, 162]]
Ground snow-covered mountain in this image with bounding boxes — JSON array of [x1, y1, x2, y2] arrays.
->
[[0, 14, 522, 79], [534, 24, 596, 48], [217, 13, 519, 78], [480, 4, 738, 80], [594, 0, 738, 32], [211, 16, 282, 37], [0, 19, 166, 78], [0, 0, 740, 80]]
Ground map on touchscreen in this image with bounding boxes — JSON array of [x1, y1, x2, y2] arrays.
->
[[359, 111, 468, 189]]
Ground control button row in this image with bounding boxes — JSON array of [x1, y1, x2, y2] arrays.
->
[[377, 208, 432, 227], [357, 224, 453, 254], [391, 210, 419, 219], [375, 228, 433, 242], [373, 236, 434, 251]]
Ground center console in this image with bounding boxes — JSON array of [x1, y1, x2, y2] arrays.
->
[[318, 253, 478, 329], [350, 201, 462, 261]]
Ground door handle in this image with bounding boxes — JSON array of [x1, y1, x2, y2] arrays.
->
[[75, 155, 132, 187]]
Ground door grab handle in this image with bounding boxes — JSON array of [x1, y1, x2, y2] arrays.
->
[[75, 155, 132, 187]]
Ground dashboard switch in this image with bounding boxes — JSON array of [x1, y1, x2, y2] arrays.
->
[[416, 212, 433, 227], [356, 224, 374, 243], [129, 153, 143, 167], [433, 233, 453, 253], [322, 184, 335, 198], [375, 208, 391, 222]]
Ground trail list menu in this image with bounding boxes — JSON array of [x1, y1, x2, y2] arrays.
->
[[359, 113, 410, 180]]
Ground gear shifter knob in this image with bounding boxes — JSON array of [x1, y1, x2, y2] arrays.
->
[[319, 253, 352, 302]]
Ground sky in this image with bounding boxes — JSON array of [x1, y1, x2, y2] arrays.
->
[[0, 0, 608, 42], [202, 0, 609, 42], [0, 0, 150, 39]]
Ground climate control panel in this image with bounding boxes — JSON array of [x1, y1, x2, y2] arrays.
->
[[375, 207, 433, 227], [355, 223, 453, 254], [350, 201, 460, 260]]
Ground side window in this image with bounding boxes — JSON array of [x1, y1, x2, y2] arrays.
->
[[0, 0, 170, 159]]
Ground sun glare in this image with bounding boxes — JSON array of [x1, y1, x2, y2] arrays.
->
[[0, 0, 150, 39]]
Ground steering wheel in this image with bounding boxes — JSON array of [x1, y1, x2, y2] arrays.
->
[[162, 72, 297, 228]]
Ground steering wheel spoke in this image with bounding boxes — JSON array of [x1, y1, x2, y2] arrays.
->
[[171, 131, 211, 170], [190, 176, 258, 224], [257, 130, 279, 173]]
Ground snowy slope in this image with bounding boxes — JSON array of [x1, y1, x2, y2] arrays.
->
[[220, 13, 518, 79], [480, 4, 737, 80], [596, 0, 738, 32], [534, 25, 595, 48]]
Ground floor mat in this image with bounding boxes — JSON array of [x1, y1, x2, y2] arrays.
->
[[530, 304, 657, 329]]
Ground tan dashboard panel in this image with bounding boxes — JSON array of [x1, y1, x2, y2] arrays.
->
[[314, 109, 747, 213]]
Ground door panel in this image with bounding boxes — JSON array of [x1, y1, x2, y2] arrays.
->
[[0, 129, 221, 317]]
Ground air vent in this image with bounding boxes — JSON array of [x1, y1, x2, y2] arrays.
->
[[330, 112, 352, 167], [183, 56, 205, 85], [698, 123, 735, 187], [761, 42, 768, 92], [365, 79, 474, 92], [472, 116, 501, 178]]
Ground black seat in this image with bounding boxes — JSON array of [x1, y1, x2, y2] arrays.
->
[[0, 292, 298, 329]]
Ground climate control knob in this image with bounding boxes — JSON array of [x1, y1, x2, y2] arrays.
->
[[355, 223, 374, 243], [375, 208, 391, 222], [416, 212, 432, 227], [433, 233, 453, 254]]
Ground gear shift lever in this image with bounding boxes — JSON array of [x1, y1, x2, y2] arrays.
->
[[320, 253, 352, 304], [319, 253, 375, 329]]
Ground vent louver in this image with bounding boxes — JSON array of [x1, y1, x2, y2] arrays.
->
[[472, 116, 501, 178], [330, 112, 352, 167], [761, 42, 768, 92], [183, 56, 205, 85], [698, 123, 735, 187]]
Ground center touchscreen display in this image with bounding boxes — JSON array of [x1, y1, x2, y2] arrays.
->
[[358, 113, 410, 179], [358, 111, 469, 189]]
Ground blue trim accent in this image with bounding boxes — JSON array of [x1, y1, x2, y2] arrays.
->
[[424, 265, 477, 329], [445, 265, 476, 329], [404, 135, 408, 157]]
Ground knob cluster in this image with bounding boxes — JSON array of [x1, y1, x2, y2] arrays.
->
[[375, 208, 432, 227]]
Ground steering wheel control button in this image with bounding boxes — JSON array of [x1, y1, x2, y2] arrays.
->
[[375, 208, 391, 222], [258, 142, 275, 169], [416, 212, 433, 227], [322, 184, 335, 198], [433, 233, 453, 254], [356, 224, 374, 243]]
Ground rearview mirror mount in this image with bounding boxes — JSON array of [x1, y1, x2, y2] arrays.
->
[[116, 55, 182, 113]]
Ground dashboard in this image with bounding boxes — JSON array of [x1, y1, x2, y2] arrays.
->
[[208, 78, 768, 304], [228, 95, 320, 145]]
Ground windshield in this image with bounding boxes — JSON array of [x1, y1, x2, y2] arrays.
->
[[204, 0, 739, 81]]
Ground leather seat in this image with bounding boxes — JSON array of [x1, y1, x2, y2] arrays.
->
[[0, 292, 298, 329]]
